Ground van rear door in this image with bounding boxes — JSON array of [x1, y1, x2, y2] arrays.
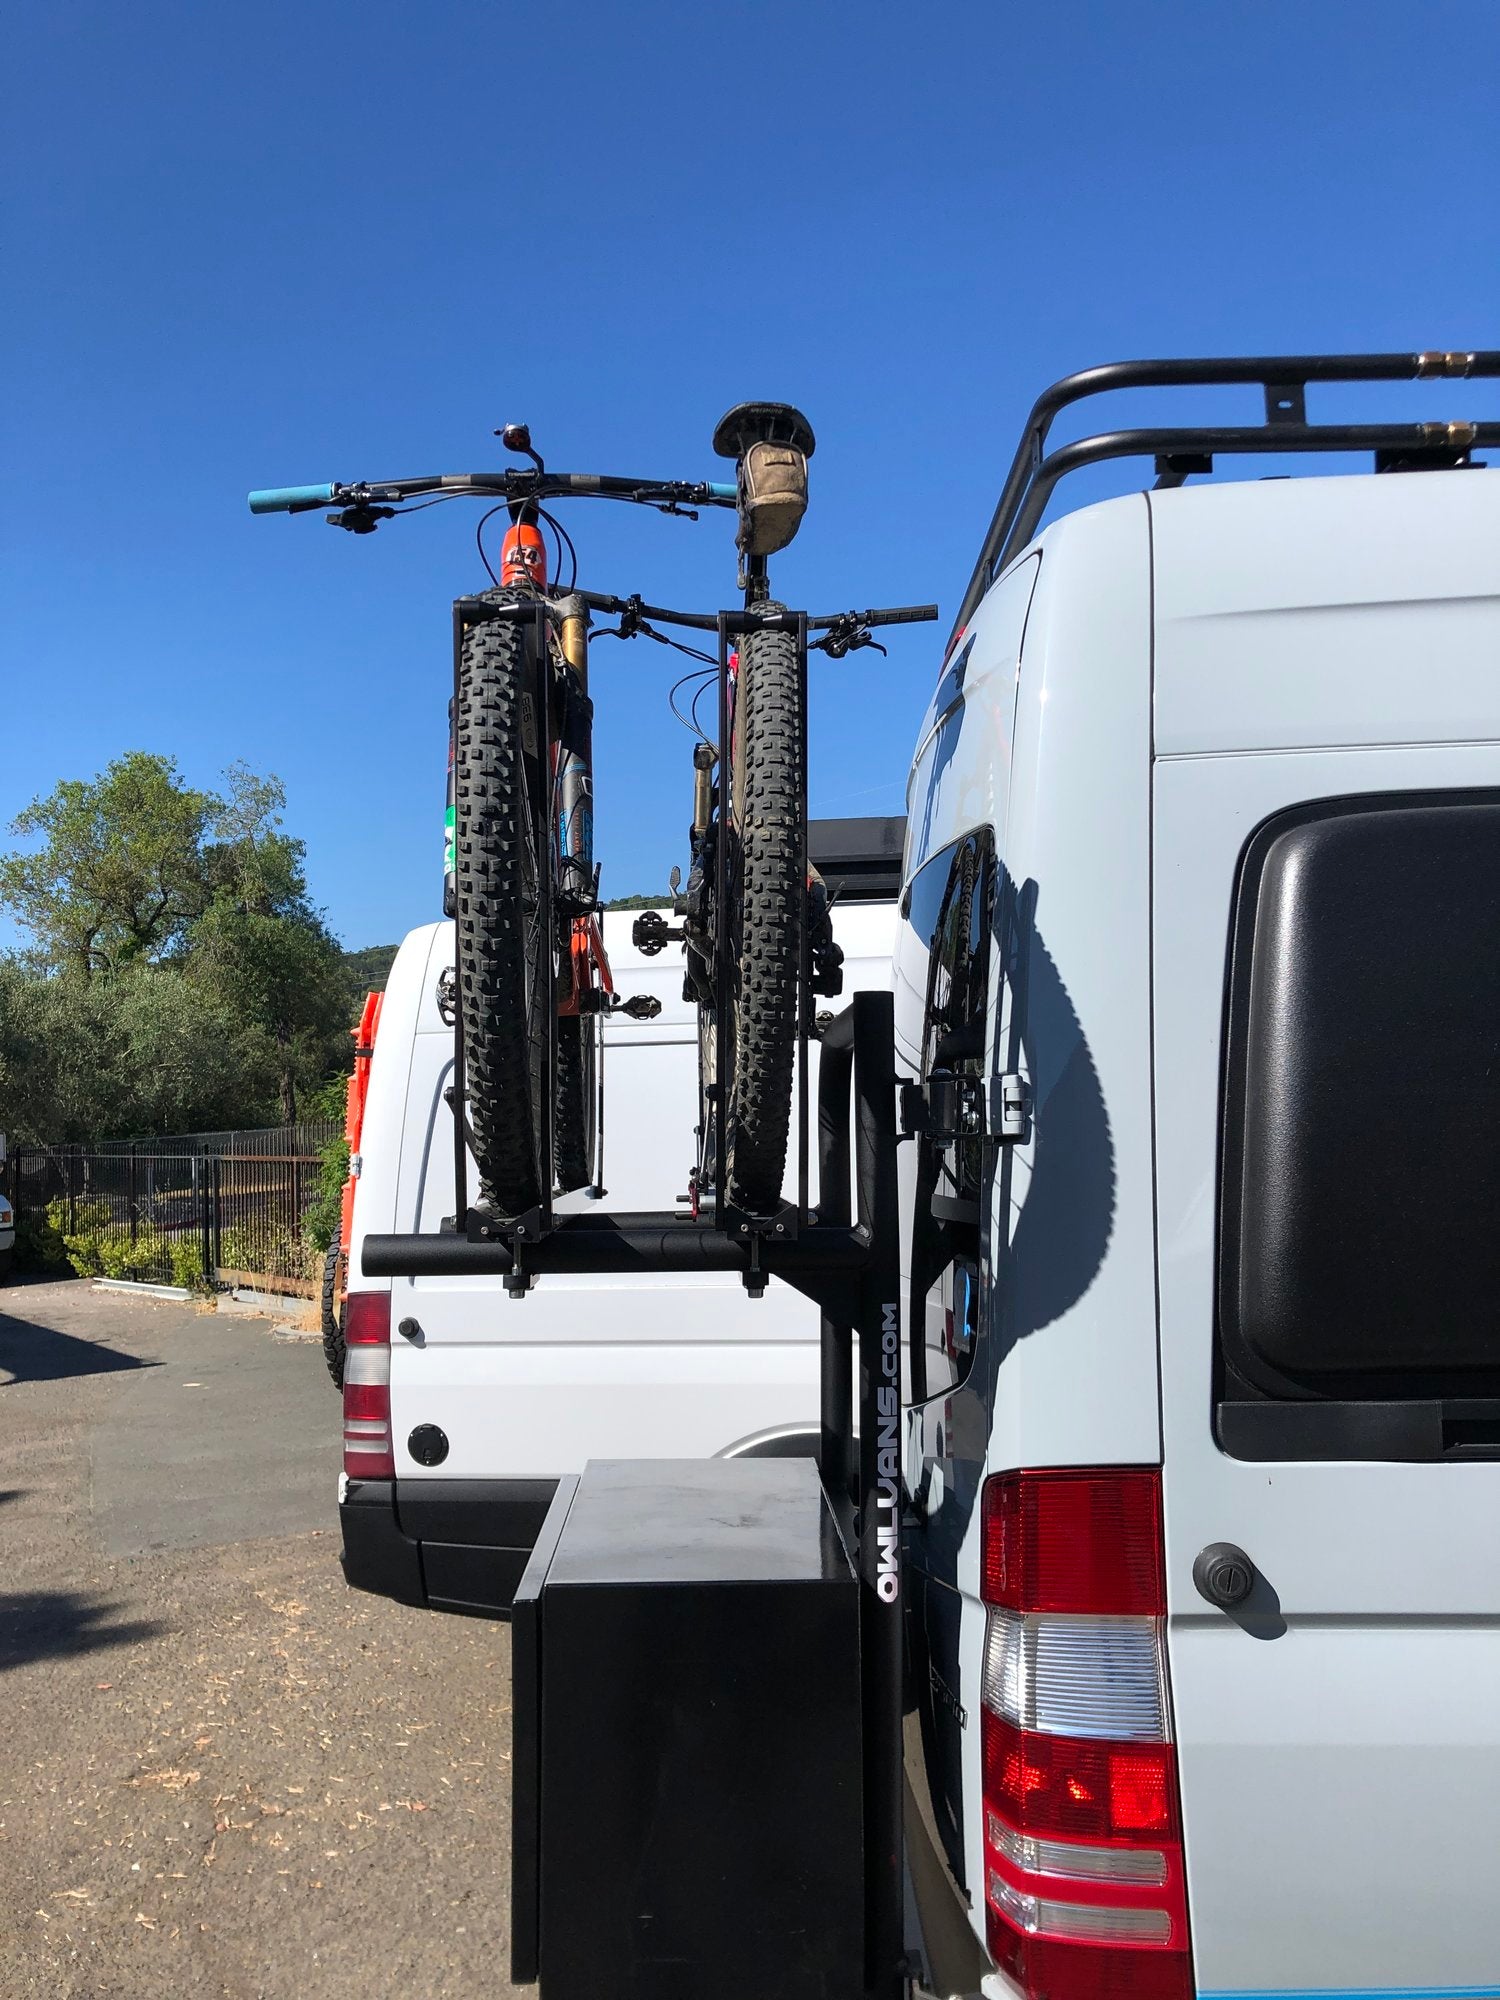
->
[[1150, 475, 1500, 1994]]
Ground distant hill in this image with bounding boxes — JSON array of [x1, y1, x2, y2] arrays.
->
[[343, 943, 400, 995], [605, 893, 670, 910]]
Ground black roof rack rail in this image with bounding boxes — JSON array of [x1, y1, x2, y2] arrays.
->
[[950, 350, 1500, 649]]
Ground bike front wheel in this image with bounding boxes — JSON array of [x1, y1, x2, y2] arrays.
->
[[719, 607, 804, 1214], [454, 602, 551, 1219]]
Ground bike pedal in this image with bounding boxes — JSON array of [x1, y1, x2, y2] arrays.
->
[[617, 993, 662, 1021], [631, 910, 685, 956]]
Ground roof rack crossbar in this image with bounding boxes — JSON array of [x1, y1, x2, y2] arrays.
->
[[951, 351, 1500, 648]]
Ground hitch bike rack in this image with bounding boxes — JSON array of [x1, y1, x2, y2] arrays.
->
[[364, 989, 908, 2000]]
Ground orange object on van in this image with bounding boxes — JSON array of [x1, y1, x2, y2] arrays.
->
[[339, 990, 384, 1274]]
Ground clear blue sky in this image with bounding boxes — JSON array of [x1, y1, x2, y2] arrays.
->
[[6, 0, 1498, 951]]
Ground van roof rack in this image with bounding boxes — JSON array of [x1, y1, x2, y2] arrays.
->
[[951, 350, 1500, 648]]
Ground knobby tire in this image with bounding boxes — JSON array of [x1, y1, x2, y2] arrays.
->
[[455, 604, 549, 1218], [724, 609, 803, 1213]]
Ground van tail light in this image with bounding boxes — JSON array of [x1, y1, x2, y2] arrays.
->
[[342, 1291, 394, 1479], [980, 1469, 1192, 2000]]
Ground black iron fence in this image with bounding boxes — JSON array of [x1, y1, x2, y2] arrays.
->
[[5, 1122, 340, 1292]]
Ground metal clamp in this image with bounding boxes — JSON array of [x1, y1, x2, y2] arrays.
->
[[900, 1070, 1031, 1144]]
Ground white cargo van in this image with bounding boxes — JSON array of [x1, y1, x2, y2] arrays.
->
[[900, 357, 1500, 1998], [339, 818, 901, 1617]]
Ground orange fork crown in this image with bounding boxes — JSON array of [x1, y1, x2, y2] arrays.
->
[[556, 915, 613, 1018]]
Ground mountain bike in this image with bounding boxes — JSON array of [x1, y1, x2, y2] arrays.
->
[[250, 411, 935, 1236], [592, 402, 929, 1221], [583, 574, 937, 1223], [250, 436, 738, 1224]]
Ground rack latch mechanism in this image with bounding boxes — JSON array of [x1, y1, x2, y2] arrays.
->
[[900, 1069, 1030, 1144]]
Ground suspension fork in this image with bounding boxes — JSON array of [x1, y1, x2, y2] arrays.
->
[[552, 594, 595, 908]]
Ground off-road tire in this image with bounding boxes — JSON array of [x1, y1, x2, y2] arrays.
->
[[725, 607, 803, 1212], [455, 604, 548, 1218], [320, 1223, 345, 1390], [554, 1015, 595, 1193]]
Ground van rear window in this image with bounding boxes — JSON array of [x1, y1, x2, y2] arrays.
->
[[1218, 791, 1500, 1462]]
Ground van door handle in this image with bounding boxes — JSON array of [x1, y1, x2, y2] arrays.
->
[[1193, 1542, 1256, 1608]]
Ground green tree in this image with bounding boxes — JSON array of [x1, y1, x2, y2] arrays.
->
[[1, 752, 359, 1140], [0, 959, 277, 1144], [341, 942, 399, 997], [0, 753, 216, 979], [186, 765, 350, 1125], [188, 905, 348, 1124]]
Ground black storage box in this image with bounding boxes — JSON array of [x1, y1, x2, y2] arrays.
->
[[512, 1458, 864, 2000]]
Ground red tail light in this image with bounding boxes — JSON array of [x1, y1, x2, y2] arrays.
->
[[342, 1291, 393, 1479], [980, 1468, 1192, 1999]]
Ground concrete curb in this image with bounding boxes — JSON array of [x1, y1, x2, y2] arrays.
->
[[92, 1278, 195, 1303], [217, 1286, 311, 1318]]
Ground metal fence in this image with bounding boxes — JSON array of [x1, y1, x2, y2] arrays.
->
[[6, 1122, 340, 1293]]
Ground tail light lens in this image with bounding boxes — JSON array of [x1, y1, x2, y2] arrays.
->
[[981, 1468, 1192, 2000], [342, 1291, 393, 1479]]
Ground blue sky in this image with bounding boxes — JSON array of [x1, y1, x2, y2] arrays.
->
[[6, 0, 1498, 950]]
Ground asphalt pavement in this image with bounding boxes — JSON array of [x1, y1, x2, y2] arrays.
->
[[0, 1277, 522, 2000]]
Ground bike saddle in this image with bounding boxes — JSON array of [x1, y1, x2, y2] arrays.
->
[[712, 402, 817, 461], [713, 404, 816, 556]]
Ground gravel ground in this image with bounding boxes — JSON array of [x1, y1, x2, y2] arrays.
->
[[0, 1278, 522, 2000]]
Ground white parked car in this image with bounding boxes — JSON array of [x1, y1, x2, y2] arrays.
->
[[338, 820, 901, 1617], [0, 1190, 14, 1281]]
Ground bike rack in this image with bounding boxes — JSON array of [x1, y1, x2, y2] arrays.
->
[[364, 988, 907, 2000], [423, 582, 908, 1994], [449, 590, 829, 1279]]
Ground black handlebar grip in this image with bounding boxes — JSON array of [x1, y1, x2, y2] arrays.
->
[[861, 604, 939, 626]]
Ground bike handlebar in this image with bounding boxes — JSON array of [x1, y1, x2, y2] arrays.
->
[[247, 471, 737, 516], [573, 589, 938, 635]]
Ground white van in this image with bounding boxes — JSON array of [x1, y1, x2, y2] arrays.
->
[[900, 362, 1500, 1998], [339, 818, 901, 1617]]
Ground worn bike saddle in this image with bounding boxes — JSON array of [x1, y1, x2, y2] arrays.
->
[[713, 403, 816, 555], [711, 401, 817, 461]]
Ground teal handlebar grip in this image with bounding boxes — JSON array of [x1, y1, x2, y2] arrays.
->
[[247, 483, 336, 514], [706, 481, 737, 500]]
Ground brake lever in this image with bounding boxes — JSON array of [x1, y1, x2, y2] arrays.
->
[[814, 619, 887, 660], [327, 504, 396, 534], [590, 593, 648, 642]]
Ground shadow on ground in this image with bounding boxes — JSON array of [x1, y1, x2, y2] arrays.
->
[[0, 1589, 164, 1674], [0, 1307, 159, 1386]]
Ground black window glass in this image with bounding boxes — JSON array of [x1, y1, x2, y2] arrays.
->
[[1218, 790, 1500, 1461]]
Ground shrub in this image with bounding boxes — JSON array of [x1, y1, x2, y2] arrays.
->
[[169, 1236, 206, 1290], [302, 1133, 349, 1256], [90, 1224, 169, 1282], [219, 1222, 317, 1283], [47, 1195, 111, 1235], [62, 1230, 106, 1277], [15, 1210, 70, 1272]]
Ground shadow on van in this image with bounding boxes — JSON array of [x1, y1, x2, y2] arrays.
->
[[912, 866, 1115, 1538], [988, 870, 1115, 1363]]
